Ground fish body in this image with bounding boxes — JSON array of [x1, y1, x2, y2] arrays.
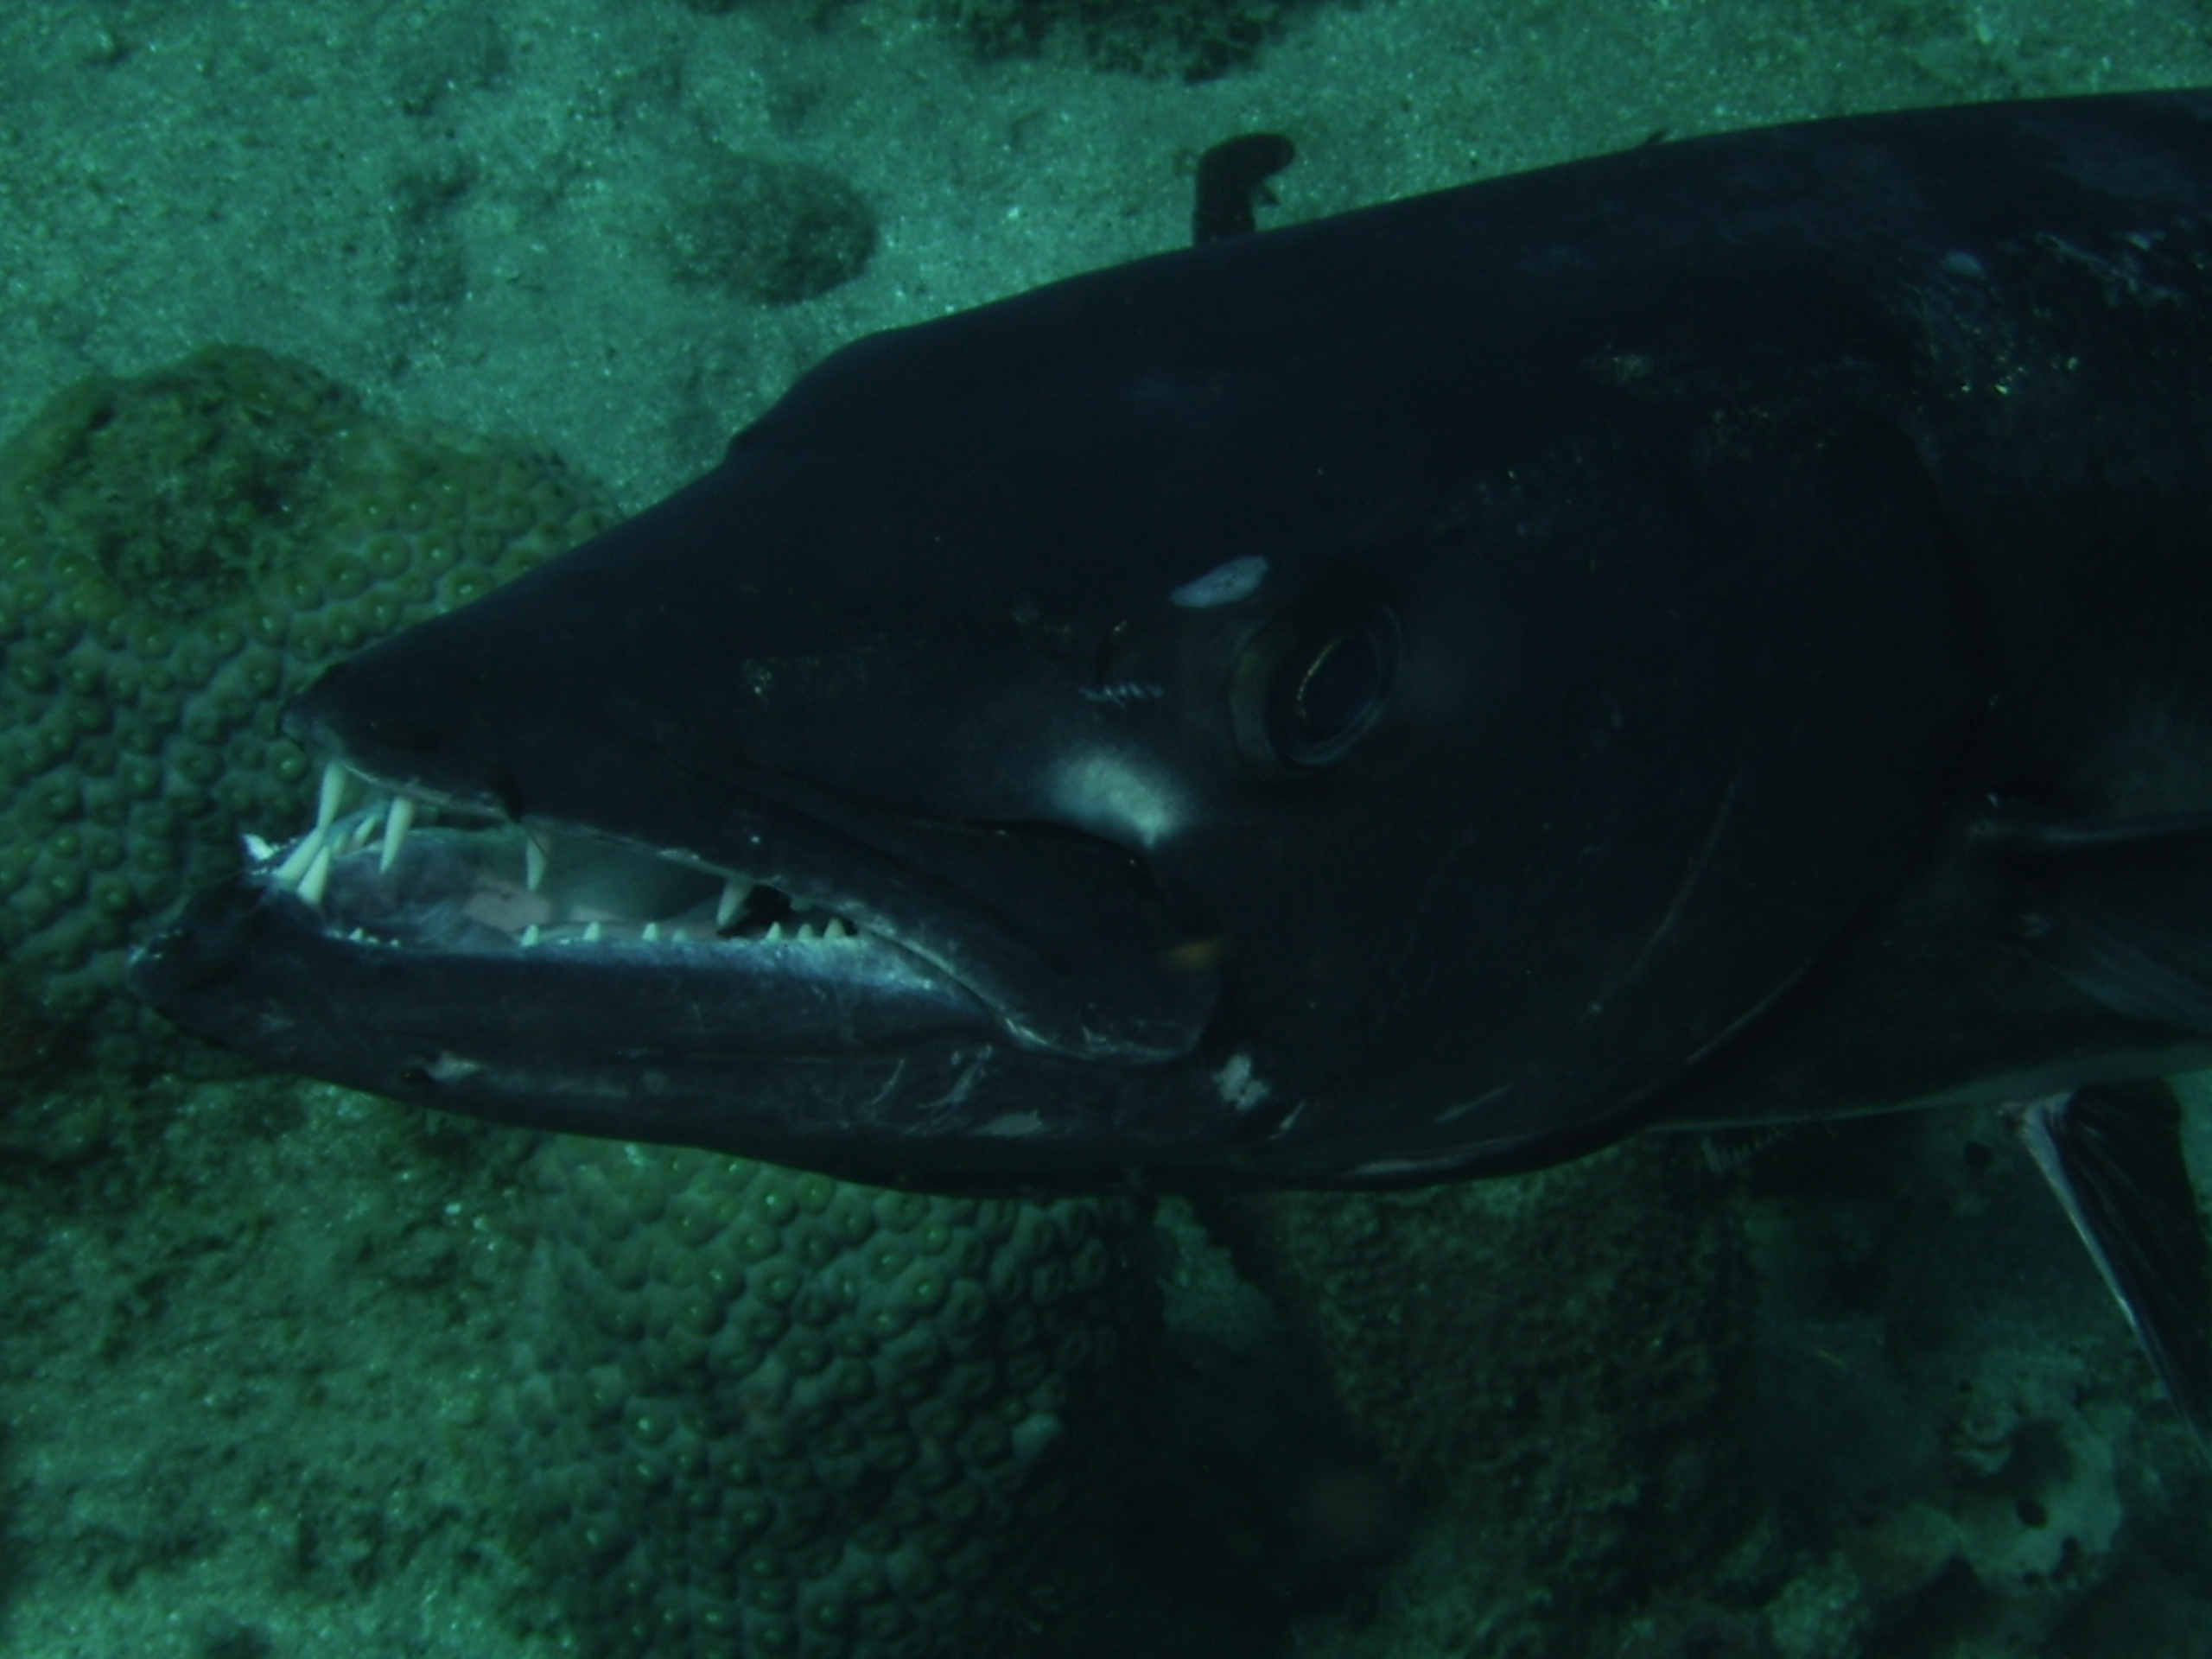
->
[[130, 92, 2212, 1201]]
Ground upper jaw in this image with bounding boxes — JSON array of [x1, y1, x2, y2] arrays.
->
[[266, 577, 1222, 1063], [245, 753, 1222, 1067], [263, 759, 888, 957]]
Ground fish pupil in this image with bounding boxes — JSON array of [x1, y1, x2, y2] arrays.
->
[[1269, 606, 1398, 766]]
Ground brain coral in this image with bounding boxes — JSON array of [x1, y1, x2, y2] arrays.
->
[[506, 1138, 1152, 1659], [0, 346, 618, 1063]]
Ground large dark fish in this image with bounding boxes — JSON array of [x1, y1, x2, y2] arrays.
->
[[132, 92, 2212, 1420]]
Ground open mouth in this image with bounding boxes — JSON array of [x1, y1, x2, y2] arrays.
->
[[123, 742, 1243, 1187], [146, 740, 1220, 1093], [262, 761, 886, 962]]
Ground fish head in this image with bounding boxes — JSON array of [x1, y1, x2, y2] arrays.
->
[[130, 213, 1969, 1191]]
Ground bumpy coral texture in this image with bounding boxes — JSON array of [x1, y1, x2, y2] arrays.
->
[[507, 1140, 1149, 1659], [0, 346, 618, 1055]]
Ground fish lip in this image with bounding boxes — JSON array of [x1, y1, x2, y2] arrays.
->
[[233, 752, 1220, 1066]]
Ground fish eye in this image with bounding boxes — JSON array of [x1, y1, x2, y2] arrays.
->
[[1235, 602, 1401, 771]]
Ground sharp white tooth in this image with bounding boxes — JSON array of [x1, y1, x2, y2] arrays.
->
[[796, 922, 819, 943], [344, 814, 378, 855], [643, 921, 661, 944], [584, 921, 603, 944], [316, 761, 350, 832], [243, 833, 275, 863], [828, 917, 855, 940], [274, 825, 327, 887], [524, 836, 549, 893], [300, 842, 334, 908], [522, 924, 541, 947], [716, 876, 752, 928], [379, 796, 417, 874], [764, 921, 785, 943]]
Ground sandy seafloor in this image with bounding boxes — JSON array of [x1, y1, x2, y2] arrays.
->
[[6, 1, 2212, 1656]]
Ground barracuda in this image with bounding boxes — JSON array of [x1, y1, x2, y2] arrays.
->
[[133, 92, 2212, 1432]]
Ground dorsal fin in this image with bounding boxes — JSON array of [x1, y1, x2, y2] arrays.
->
[[1192, 133, 1295, 245]]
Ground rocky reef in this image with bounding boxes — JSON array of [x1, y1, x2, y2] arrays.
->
[[0, 345, 618, 1070], [508, 1138, 1153, 1658]]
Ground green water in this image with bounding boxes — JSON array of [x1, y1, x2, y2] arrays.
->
[[3, 2, 2211, 1655]]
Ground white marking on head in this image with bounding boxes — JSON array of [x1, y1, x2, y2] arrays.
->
[[1048, 750, 1186, 847], [1171, 555, 1269, 610], [1212, 1050, 1272, 1113], [1079, 681, 1167, 709]]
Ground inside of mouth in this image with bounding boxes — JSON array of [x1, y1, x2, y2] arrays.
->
[[259, 766, 861, 955]]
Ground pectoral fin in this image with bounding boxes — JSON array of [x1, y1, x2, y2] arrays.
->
[[2014, 1083, 2212, 1447]]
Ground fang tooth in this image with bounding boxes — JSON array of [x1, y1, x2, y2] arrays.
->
[[643, 921, 660, 944], [316, 761, 350, 832], [764, 921, 785, 943], [828, 917, 855, 940], [522, 924, 541, 947], [796, 922, 820, 943], [300, 842, 334, 908], [525, 836, 549, 893], [274, 825, 327, 887], [584, 921, 602, 943], [243, 832, 275, 863], [379, 796, 417, 874], [716, 876, 752, 928]]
